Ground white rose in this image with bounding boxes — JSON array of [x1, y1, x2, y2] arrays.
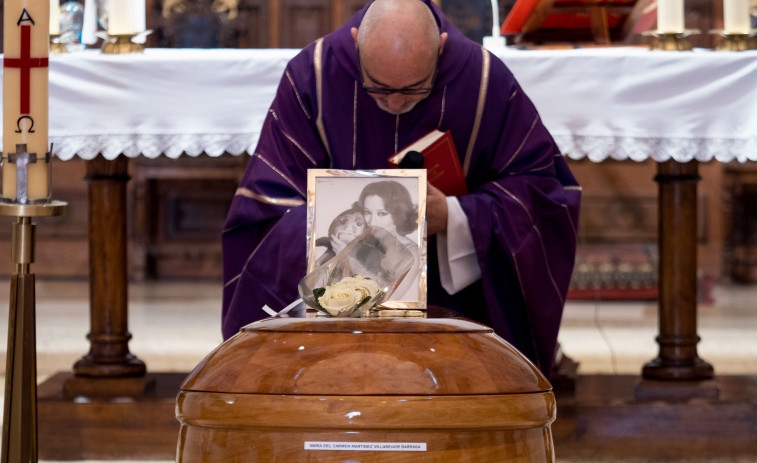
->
[[317, 276, 382, 316], [339, 276, 381, 299], [318, 283, 361, 316]]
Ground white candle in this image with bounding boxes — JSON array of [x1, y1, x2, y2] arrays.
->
[[3, 0, 51, 202], [107, 0, 145, 35], [723, 0, 751, 34], [657, 0, 685, 33], [49, 0, 60, 35]]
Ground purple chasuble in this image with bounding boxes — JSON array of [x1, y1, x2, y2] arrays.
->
[[222, 0, 581, 376]]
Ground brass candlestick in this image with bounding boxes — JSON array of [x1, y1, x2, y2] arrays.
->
[[49, 33, 67, 54], [0, 200, 67, 463], [643, 30, 700, 51], [710, 29, 757, 51], [101, 30, 152, 54]]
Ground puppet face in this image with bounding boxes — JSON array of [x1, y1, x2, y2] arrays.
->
[[362, 195, 396, 235], [333, 211, 366, 242]]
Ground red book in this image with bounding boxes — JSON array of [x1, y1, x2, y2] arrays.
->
[[388, 129, 468, 197]]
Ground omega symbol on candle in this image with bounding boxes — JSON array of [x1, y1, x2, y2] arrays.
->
[[15, 116, 35, 134]]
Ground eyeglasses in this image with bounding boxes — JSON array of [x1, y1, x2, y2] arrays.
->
[[358, 48, 438, 96]]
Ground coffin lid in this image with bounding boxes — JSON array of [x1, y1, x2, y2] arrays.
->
[[181, 316, 552, 395]]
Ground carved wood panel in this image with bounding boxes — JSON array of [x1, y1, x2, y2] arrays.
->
[[279, 0, 333, 48], [236, 0, 270, 47]]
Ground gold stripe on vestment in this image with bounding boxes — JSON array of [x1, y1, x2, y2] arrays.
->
[[562, 203, 578, 243], [499, 114, 540, 174], [514, 158, 554, 175], [563, 185, 582, 191], [252, 152, 306, 198], [509, 248, 543, 372], [314, 38, 332, 161], [227, 218, 281, 289], [394, 114, 400, 154], [495, 181, 565, 306], [510, 89, 518, 101], [234, 187, 305, 207], [353, 81, 358, 168], [530, 224, 565, 306], [223, 273, 240, 288], [463, 46, 490, 177], [286, 70, 312, 120], [437, 86, 447, 129], [280, 129, 317, 166], [493, 181, 534, 225], [269, 108, 278, 121]]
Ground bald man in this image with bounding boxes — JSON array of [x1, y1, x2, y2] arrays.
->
[[222, 0, 580, 375]]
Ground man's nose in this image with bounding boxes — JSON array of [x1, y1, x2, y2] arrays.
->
[[385, 93, 407, 111]]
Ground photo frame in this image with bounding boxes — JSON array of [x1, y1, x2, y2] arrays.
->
[[306, 169, 427, 309]]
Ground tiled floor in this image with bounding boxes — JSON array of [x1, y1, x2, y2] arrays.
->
[[559, 283, 757, 375], [0, 278, 755, 462], [4, 278, 751, 380]]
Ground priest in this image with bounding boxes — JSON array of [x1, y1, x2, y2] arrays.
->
[[222, 0, 580, 375]]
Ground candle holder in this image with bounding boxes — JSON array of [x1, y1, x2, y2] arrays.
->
[[101, 34, 144, 54], [710, 29, 757, 51], [643, 30, 700, 51], [0, 200, 67, 462], [49, 33, 68, 54], [1, 146, 53, 205], [100, 30, 152, 54]]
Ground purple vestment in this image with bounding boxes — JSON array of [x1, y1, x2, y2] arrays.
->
[[222, 0, 581, 375]]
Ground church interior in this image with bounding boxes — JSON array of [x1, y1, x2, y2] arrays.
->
[[0, 0, 756, 461]]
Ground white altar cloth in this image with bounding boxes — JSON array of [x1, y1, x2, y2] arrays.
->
[[499, 47, 757, 164], [1, 47, 755, 163]]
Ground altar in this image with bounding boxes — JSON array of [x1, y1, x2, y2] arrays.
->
[[1, 46, 756, 458], [6, 45, 757, 373], [36, 47, 756, 377], [37, 47, 757, 163]]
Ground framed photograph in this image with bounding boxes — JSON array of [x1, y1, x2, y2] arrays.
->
[[306, 169, 427, 309]]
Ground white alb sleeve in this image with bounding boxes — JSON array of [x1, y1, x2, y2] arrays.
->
[[436, 196, 481, 294]]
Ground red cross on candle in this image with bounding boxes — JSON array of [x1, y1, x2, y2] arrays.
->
[[3, 25, 49, 115]]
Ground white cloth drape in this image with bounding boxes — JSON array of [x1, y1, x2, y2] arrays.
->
[[1, 47, 755, 163], [499, 47, 757, 163]]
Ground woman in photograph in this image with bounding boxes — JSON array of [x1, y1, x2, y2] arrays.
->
[[358, 180, 420, 302]]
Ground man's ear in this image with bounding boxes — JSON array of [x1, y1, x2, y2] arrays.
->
[[439, 32, 448, 54], [351, 27, 358, 48]]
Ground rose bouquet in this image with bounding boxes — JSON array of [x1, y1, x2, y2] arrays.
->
[[299, 227, 415, 317], [312, 275, 382, 316]]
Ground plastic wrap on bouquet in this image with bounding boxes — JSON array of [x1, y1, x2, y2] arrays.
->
[[298, 227, 415, 317]]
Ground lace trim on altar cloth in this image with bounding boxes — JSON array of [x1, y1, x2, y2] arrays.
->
[[49, 133, 258, 161], [49, 132, 757, 163], [554, 134, 757, 164]]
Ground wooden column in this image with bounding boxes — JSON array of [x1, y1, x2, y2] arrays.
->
[[642, 160, 713, 380], [73, 155, 145, 378]]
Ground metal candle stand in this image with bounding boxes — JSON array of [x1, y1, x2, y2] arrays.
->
[[711, 29, 757, 51], [101, 34, 145, 54], [0, 150, 67, 462], [643, 30, 700, 51], [49, 34, 67, 54], [100, 31, 152, 54]]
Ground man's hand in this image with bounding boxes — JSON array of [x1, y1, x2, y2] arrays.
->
[[427, 183, 448, 236]]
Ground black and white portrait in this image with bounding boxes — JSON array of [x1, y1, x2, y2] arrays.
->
[[307, 170, 426, 306]]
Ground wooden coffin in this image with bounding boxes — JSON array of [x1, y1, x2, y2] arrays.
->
[[176, 316, 556, 462]]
